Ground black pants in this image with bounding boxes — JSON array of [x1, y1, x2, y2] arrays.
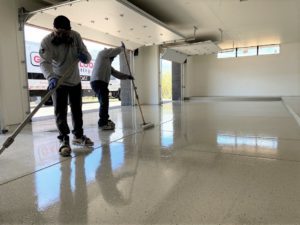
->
[[91, 80, 109, 127], [52, 83, 83, 140]]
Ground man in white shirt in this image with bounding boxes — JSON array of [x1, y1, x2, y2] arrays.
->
[[90, 44, 133, 130]]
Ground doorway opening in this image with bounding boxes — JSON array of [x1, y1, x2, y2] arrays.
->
[[160, 59, 172, 102]]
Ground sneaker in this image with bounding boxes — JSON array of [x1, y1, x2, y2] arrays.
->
[[101, 123, 115, 130], [72, 135, 94, 147], [107, 120, 115, 127], [59, 139, 71, 157], [99, 120, 115, 127], [99, 120, 115, 130]]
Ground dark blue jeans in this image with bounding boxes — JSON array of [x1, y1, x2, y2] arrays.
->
[[91, 80, 109, 127], [52, 83, 83, 141]]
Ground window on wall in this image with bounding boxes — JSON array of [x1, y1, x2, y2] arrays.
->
[[217, 44, 280, 59], [217, 49, 236, 58], [258, 45, 280, 55], [237, 46, 257, 57]]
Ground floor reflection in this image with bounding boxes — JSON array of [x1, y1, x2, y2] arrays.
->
[[96, 143, 135, 206], [161, 131, 174, 148], [217, 133, 278, 154], [35, 162, 62, 211], [59, 157, 88, 224], [34, 141, 133, 211]]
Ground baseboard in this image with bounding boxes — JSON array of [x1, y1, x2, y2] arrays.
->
[[186, 96, 282, 101]]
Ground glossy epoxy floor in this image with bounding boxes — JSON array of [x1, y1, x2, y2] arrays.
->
[[1, 99, 300, 224]]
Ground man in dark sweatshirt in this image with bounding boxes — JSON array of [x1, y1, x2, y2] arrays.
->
[[39, 15, 94, 156]]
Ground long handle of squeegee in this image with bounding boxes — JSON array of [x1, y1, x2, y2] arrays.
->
[[121, 42, 147, 125], [0, 60, 79, 155]]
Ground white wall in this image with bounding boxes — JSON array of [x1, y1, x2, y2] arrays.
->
[[134, 46, 160, 104], [0, 0, 29, 127], [185, 42, 300, 97], [0, 1, 48, 127]]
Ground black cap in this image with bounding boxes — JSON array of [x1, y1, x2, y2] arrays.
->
[[53, 15, 71, 30]]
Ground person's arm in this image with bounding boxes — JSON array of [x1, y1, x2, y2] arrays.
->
[[104, 47, 123, 58], [111, 67, 132, 80], [75, 32, 91, 63], [39, 38, 56, 81]]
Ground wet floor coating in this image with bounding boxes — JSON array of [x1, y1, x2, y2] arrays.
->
[[1, 100, 300, 224]]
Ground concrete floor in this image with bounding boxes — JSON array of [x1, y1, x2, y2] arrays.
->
[[0, 98, 300, 224]]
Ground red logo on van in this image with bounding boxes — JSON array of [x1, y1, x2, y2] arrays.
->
[[29, 51, 95, 75], [30, 52, 40, 66]]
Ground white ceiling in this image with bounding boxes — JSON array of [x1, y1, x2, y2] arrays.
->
[[127, 0, 300, 49], [26, 0, 300, 53], [27, 0, 184, 50]]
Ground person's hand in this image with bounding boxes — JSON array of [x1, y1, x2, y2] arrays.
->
[[48, 77, 58, 90], [78, 52, 88, 63], [121, 41, 126, 49], [128, 75, 134, 80]]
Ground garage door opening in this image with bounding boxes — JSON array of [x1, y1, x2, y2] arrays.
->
[[24, 25, 121, 120]]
